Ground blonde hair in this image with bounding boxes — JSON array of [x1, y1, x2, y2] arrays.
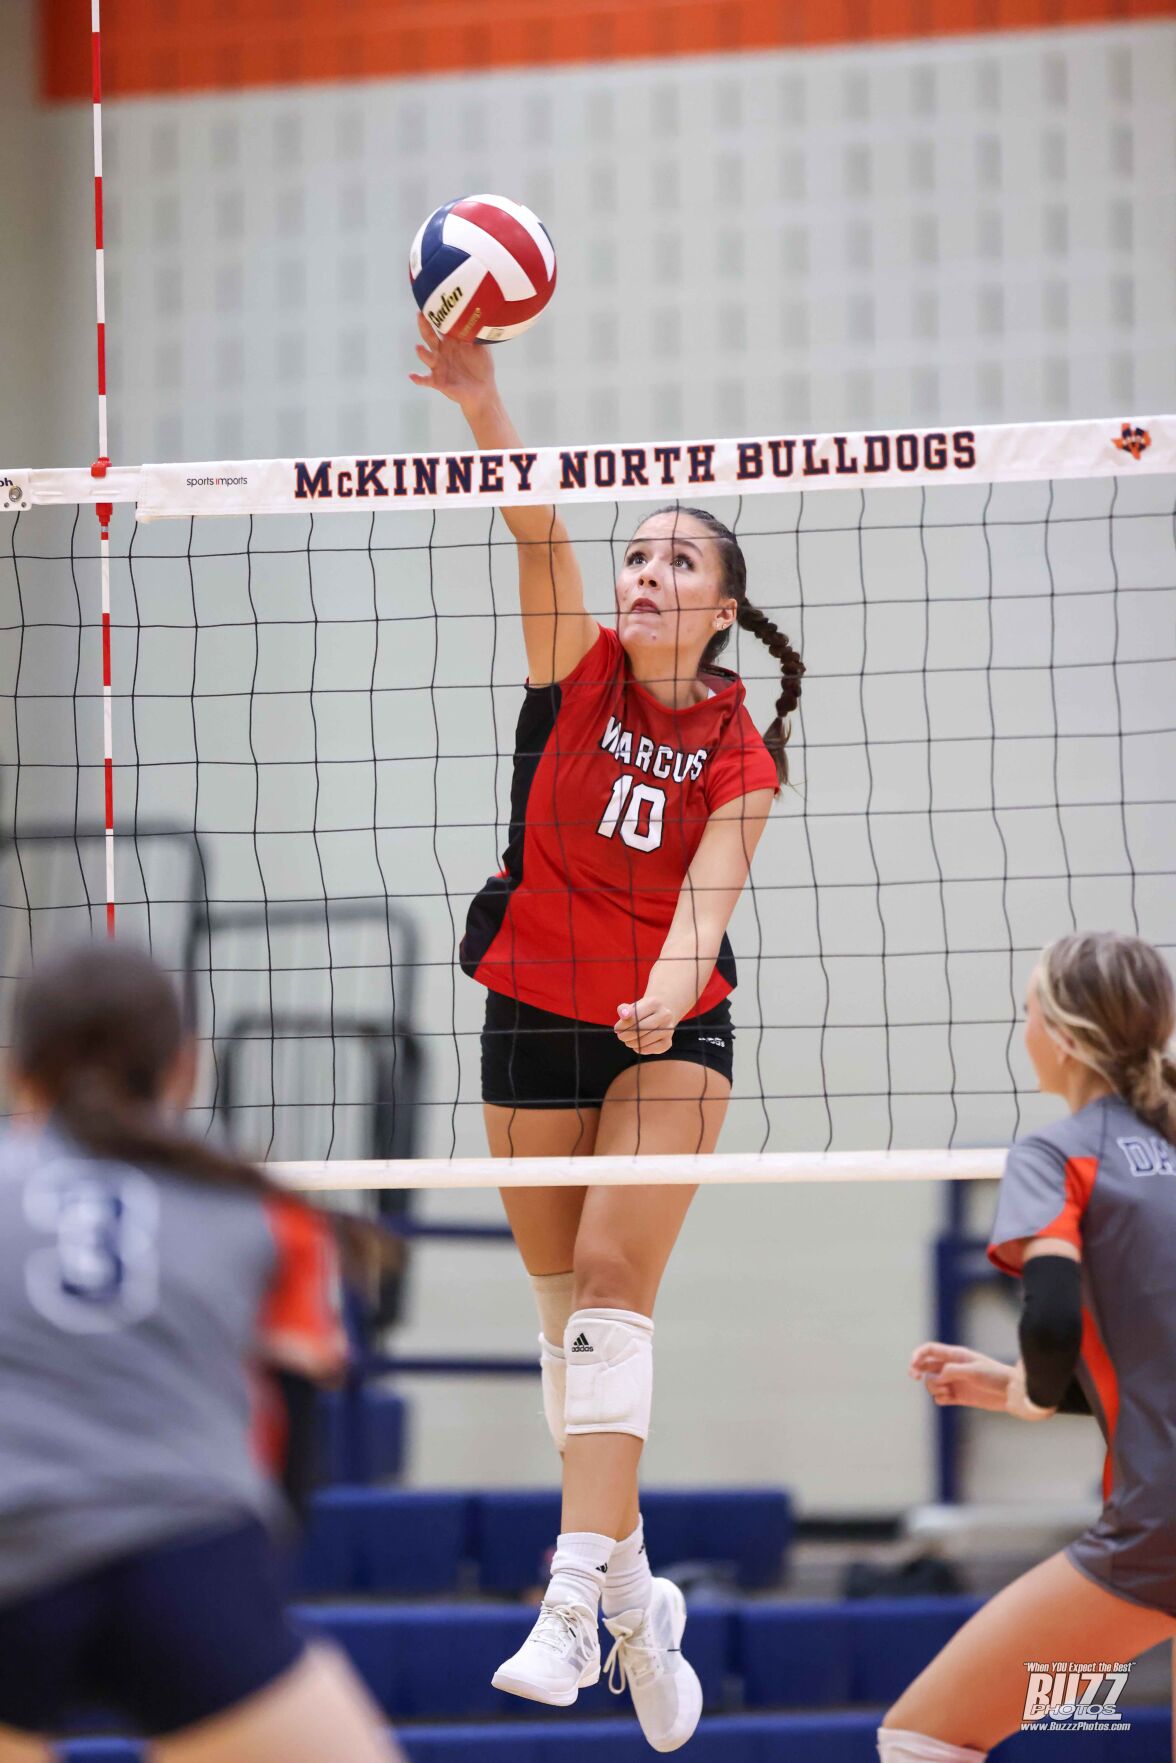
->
[[1036, 931, 1176, 1141]]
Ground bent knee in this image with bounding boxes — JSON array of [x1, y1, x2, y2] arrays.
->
[[573, 1248, 648, 1314]]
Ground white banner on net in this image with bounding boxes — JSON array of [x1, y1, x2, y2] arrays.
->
[[277, 1148, 1007, 1192], [3, 414, 1172, 521]]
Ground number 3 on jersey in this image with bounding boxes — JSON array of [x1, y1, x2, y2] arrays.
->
[[597, 776, 666, 852], [24, 1163, 160, 1334]]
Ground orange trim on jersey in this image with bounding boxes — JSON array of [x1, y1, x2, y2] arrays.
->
[[42, 0, 1175, 101], [259, 1198, 347, 1380], [988, 1154, 1098, 1275], [1079, 1302, 1120, 1501], [1042, 1154, 1098, 1252], [248, 1364, 289, 1475]]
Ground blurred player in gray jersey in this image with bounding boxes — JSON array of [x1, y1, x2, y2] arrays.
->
[[0, 942, 403, 1763], [877, 931, 1176, 1763]]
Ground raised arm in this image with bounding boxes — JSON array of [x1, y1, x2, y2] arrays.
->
[[410, 315, 597, 685], [614, 789, 775, 1052]]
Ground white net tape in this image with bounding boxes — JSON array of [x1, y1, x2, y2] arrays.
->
[[280, 1147, 1006, 1190]]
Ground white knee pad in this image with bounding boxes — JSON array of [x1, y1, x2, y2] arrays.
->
[[877, 1730, 987, 1762], [564, 1308, 654, 1441], [539, 1335, 567, 1453], [531, 1273, 574, 1453]]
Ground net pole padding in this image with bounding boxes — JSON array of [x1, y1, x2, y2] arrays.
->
[[276, 1147, 1006, 1192]]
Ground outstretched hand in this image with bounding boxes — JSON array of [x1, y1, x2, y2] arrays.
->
[[908, 1341, 1014, 1412], [409, 311, 496, 411]]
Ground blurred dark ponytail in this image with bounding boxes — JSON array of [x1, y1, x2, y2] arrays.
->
[[11, 941, 280, 1195], [655, 505, 804, 788], [10, 941, 385, 1277]]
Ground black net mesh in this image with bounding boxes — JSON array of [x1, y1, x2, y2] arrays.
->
[[3, 471, 1175, 1161]]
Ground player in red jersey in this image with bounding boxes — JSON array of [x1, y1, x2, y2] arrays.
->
[[412, 316, 802, 1751]]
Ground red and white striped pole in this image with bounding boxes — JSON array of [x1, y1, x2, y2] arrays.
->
[[88, 0, 114, 935]]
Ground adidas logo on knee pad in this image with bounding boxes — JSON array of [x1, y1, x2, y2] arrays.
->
[[564, 1310, 654, 1442]]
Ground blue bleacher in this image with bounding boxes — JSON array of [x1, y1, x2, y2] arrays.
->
[[295, 1595, 1007, 1723], [407, 1708, 1171, 1762], [317, 1387, 407, 1485], [297, 1485, 792, 1597], [293, 1600, 733, 1719], [296, 1489, 469, 1595], [399, 1712, 883, 1761], [471, 1488, 793, 1594], [66, 1749, 139, 1763], [61, 1707, 1172, 1763], [58, 1483, 1171, 1763], [294, 1581, 998, 1725], [739, 1597, 983, 1707]]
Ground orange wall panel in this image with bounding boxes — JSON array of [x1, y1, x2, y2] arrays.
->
[[42, 0, 1176, 101]]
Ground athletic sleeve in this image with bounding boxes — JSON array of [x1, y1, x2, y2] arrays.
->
[[987, 1132, 1096, 1276], [704, 708, 779, 813], [258, 1199, 348, 1380]]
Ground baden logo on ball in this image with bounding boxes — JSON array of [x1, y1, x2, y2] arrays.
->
[[409, 193, 557, 344]]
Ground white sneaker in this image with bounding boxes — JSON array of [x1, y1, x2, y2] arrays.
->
[[603, 1577, 703, 1753], [491, 1600, 601, 1707]]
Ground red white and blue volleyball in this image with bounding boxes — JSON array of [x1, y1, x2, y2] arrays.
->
[[409, 195, 557, 344]]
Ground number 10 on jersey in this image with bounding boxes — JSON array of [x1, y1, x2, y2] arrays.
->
[[597, 776, 666, 852]]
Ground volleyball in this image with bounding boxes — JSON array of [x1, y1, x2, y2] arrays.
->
[[409, 194, 556, 344]]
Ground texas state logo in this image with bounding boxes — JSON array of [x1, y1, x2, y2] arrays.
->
[[1112, 422, 1151, 460]]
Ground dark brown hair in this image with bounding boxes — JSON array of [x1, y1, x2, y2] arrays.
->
[[1037, 931, 1176, 1142], [9, 941, 385, 1276], [649, 505, 804, 788]]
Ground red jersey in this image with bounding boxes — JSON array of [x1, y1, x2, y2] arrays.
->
[[461, 623, 777, 1025]]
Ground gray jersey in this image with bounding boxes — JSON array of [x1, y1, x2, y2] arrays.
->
[[989, 1094, 1176, 1614], [0, 1126, 344, 1606]]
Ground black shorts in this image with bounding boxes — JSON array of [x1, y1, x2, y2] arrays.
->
[[0, 1517, 303, 1738], [481, 989, 734, 1109]]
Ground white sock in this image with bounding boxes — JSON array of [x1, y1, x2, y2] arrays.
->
[[602, 1515, 653, 1618], [546, 1530, 614, 1612], [877, 1730, 987, 1762]]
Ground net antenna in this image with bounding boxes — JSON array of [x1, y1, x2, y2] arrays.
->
[[89, 0, 115, 935]]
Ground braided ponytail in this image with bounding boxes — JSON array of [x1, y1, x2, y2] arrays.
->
[[650, 505, 805, 789], [734, 601, 805, 788]]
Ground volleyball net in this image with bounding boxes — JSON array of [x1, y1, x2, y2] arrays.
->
[[2, 416, 1174, 1189]]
